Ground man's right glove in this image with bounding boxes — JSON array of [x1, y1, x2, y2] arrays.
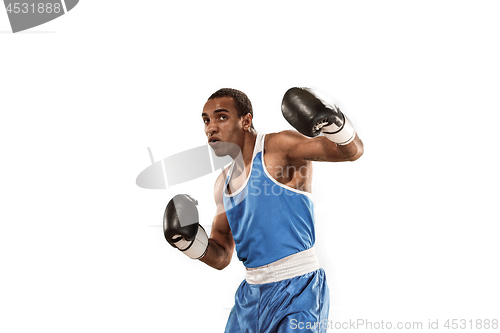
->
[[163, 194, 209, 259]]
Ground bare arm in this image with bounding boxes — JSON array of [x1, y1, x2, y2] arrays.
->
[[199, 170, 235, 270], [268, 130, 364, 163]]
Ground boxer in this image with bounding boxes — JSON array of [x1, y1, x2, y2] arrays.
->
[[164, 87, 363, 332]]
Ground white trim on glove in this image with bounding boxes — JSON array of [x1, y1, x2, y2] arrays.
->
[[175, 225, 209, 259], [322, 117, 356, 145]]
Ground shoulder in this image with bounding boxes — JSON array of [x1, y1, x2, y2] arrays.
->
[[213, 164, 231, 203], [264, 130, 308, 154], [266, 130, 307, 144], [215, 165, 230, 187]]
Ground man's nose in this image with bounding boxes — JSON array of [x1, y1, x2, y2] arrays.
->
[[206, 121, 218, 135]]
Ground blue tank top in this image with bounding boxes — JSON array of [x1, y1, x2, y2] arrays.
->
[[222, 133, 316, 268]]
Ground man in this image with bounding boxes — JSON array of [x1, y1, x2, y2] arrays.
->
[[163, 87, 363, 332]]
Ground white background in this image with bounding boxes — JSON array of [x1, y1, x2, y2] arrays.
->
[[1, 1, 499, 332]]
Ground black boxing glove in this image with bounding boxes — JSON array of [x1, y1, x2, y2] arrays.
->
[[281, 87, 356, 145], [163, 194, 208, 259]]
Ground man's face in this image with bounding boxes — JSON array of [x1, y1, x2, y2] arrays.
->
[[202, 97, 245, 157]]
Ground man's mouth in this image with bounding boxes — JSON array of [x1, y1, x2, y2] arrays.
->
[[208, 138, 221, 144]]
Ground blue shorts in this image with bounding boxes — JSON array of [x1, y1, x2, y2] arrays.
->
[[224, 269, 330, 333]]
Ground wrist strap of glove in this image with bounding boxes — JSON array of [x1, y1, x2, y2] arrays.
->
[[323, 117, 356, 145], [174, 225, 209, 259]]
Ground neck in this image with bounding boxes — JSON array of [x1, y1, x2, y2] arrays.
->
[[232, 129, 258, 172]]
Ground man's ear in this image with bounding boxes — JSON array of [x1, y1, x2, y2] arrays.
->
[[243, 113, 253, 130]]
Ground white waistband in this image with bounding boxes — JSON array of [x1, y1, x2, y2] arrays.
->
[[245, 247, 321, 285]]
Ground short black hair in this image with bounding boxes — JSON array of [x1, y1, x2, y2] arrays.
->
[[208, 88, 254, 129]]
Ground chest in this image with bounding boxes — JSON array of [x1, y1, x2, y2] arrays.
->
[[226, 152, 312, 195]]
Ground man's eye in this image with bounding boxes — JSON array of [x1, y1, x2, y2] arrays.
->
[[220, 115, 227, 120], [203, 118, 209, 124]]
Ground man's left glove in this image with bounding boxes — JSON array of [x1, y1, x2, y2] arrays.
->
[[281, 87, 356, 145]]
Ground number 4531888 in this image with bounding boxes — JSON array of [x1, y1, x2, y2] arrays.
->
[[6, 3, 62, 14], [444, 319, 498, 329]]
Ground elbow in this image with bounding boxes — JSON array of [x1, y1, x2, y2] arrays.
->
[[202, 239, 234, 270], [347, 136, 364, 161], [329, 135, 364, 162], [214, 258, 231, 270], [347, 145, 364, 161], [213, 249, 232, 270], [339, 140, 363, 162]]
